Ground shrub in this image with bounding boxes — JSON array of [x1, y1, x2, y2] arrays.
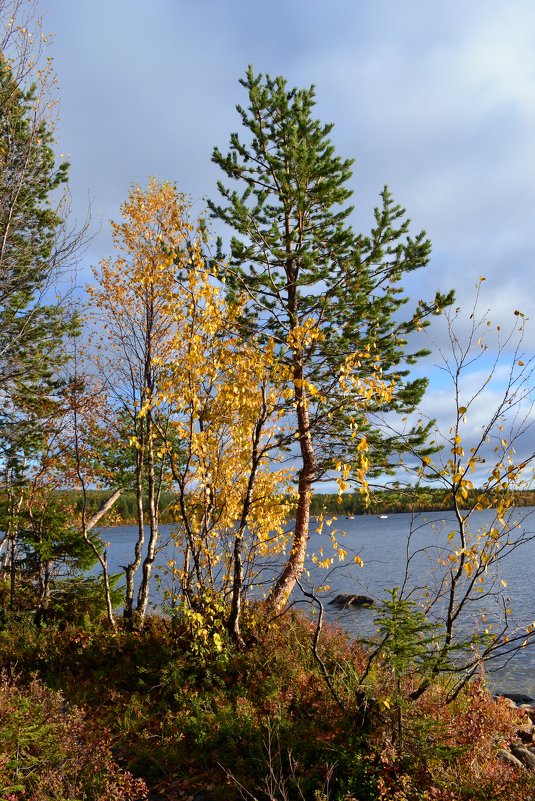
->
[[0, 673, 147, 800]]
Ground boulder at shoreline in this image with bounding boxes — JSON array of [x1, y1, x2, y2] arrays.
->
[[494, 691, 535, 706], [329, 594, 374, 609]]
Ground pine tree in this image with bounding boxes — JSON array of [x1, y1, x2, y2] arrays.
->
[[0, 54, 74, 396], [210, 68, 454, 609], [0, 10, 84, 607]]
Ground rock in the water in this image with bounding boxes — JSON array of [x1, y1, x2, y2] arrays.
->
[[497, 749, 525, 769], [494, 691, 535, 706], [510, 745, 535, 770], [329, 594, 374, 609]]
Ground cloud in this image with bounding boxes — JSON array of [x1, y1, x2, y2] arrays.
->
[[37, 0, 535, 475]]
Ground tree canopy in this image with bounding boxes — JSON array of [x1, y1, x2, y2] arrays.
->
[[210, 67, 454, 607]]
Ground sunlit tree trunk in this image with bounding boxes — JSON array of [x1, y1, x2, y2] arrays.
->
[[123, 425, 145, 629], [136, 414, 160, 620], [71, 374, 116, 630], [84, 488, 123, 533], [268, 356, 317, 611], [6, 458, 24, 610]]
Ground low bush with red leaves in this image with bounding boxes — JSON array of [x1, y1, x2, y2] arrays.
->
[[0, 673, 147, 800]]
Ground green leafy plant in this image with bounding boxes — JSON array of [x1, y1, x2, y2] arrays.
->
[[361, 588, 454, 769]]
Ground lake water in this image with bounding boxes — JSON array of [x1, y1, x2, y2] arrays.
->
[[98, 507, 535, 695]]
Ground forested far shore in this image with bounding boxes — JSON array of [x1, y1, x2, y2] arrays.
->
[[57, 487, 535, 527], [313, 487, 535, 516]]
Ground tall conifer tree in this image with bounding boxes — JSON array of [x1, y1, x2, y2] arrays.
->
[[211, 68, 453, 608], [0, 6, 85, 601]]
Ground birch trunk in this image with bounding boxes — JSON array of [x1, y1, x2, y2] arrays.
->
[[136, 414, 159, 621], [123, 426, 145, 628]]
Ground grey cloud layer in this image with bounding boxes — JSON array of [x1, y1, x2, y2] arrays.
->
[[44, 0, 534, 449]]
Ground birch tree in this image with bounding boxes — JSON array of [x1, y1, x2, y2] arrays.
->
[[88, 179, 187, 626]]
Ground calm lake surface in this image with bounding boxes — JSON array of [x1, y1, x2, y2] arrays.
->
[[99, 507, 535, 695]]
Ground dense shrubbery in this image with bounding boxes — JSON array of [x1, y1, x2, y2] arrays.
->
[[0, 608, 533, 800], [0, 673, 147, 800]]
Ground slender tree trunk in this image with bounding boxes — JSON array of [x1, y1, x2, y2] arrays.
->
[[0, 532, 9, 580], [78, 488, 117, 630], [9, 533, 16, 610], [268, 358, 317, 611], [83, 488, 123, 533], [36, 559, 51, 625], [70, 374, 116, 630], [71, 486, 124, 627], [7, 469, 24, 611], [228, 532, 245, 644], [136, 416, 159, 621], [181, 543, 191, 600], [228, 401, 266, 642], [123, 428, 145, 628]]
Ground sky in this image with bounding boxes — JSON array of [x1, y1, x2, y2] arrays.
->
[[33, 0, 535, 482]]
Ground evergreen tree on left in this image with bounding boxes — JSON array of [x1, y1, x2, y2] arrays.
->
[[0, 13, 86, 611], [0, 53, 77, 407]]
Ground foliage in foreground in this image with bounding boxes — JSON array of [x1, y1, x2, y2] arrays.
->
[[0, 610, 533, 801], [0, 672, 147, 800]]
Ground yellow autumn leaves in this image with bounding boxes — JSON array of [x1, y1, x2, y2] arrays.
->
[[89, 178, 415, 601]]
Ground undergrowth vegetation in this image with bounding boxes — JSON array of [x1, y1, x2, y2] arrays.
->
[[0, 608, 533, 801], [0, 672, 148, 800]]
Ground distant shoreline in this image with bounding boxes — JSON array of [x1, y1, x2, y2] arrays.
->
[[75, 487, 535, 528], [310, 488, 535, 518]]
